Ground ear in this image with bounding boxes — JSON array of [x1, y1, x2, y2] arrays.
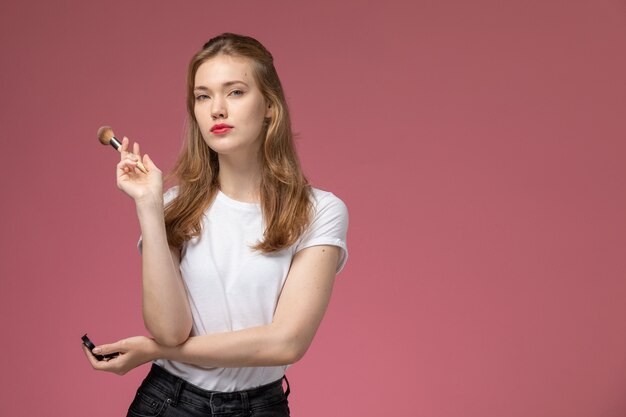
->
[[265, 101, 273, 118]]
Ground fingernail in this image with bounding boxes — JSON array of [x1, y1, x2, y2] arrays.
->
[[93, 347, 102, 354]]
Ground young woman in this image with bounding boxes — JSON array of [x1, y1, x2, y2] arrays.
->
[[82, 33, 348, 416]]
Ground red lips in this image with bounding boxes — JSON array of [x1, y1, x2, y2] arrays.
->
[[211, 123, 233, 133]]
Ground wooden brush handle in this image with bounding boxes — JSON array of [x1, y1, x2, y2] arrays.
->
[[135, 160, 148, 174]]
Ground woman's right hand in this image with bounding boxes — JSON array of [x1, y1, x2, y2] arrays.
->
[[116, 136, 163, 205]]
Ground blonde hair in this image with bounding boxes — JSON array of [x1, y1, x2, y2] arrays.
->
[[164, 33, 312, 253]]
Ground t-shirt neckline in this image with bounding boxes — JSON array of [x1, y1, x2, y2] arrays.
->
[[216, 190, 261, 211]]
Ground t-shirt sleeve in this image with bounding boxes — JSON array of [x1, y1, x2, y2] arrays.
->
[[295, 192, 349, 274], [137, 187, 179, 254]]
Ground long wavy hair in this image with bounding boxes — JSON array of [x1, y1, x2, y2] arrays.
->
[[164, 33, 313, 253]]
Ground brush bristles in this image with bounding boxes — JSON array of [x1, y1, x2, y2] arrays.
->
[[97, 126, 115, 145]]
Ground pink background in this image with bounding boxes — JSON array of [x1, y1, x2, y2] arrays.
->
[[1, 1, 625, 416]]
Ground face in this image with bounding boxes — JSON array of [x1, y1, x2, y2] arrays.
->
[[193, 54, 271, 158]]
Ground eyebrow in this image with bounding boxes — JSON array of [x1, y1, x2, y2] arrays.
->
[[194, 80, 249, 91]]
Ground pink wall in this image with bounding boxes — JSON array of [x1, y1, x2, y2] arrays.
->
[[1, 1, 625, 416]]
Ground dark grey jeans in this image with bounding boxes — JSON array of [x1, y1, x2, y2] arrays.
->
[[127, 364, 291, 417]]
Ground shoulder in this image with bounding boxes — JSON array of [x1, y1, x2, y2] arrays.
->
[[309, 187, 349, 219], [296, 187, 349, 273]]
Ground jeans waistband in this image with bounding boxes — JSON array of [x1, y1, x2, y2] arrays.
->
[[142, 363, 290, 412]]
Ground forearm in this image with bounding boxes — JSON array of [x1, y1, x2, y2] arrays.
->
[[88, 246, 340, 375], [155, 324, 304, 368], [136, 199, 192, 346], [85, 327, 301, 377], [152, 246, 340, 367]]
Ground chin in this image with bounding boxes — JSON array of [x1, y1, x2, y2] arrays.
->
[[207, 143, 252, 157], [206, 138, 262, 156]]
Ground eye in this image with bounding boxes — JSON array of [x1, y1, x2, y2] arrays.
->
[[230, 89, 244, 97], [195, 94, 210, 101]]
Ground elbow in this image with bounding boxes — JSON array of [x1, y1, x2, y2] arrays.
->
[[154, 332, 189, 347], [145, 313, 192, 347], [149, 323, 192, 347], [284, 347, 306, 365], [279, 333, 310, 365]]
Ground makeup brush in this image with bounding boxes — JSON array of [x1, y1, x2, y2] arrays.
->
[[97, 125, 148, 174]]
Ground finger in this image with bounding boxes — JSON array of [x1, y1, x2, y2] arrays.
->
[[143, 154, 154, 169], [129, 159, 144, 175], [120, 136, 130, 160], [82, 344, 105, 369], [117, 159, 138, 172], [134, 165, 145, 175], [123, 153, 139, 163], [117, 160, 139, 184], [133, 141, 141, 157], [93, 341, 124, 356]]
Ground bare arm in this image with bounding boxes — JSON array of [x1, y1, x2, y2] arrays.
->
[[136, 199, 192, 347], [117, 138, 192, 346], [87, 244, 340, 373], [160, 245, 338, 366]]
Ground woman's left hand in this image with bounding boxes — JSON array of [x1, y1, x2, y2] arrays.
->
[[81, 335, 159, 375]]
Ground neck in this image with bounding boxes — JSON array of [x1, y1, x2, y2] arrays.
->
[[217, 149, 263, 203]]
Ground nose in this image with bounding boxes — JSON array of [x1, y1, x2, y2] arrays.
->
[[211, 96, 227, 120]]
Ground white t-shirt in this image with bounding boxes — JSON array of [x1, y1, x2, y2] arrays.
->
[[138, 186, 348, 391]]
